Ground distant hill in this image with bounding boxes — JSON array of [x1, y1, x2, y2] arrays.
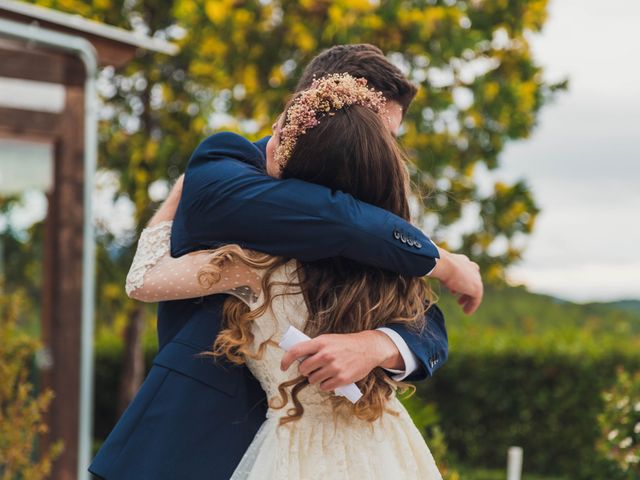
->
[[434, 284, 640, 353], [590, 299, 640, 314]]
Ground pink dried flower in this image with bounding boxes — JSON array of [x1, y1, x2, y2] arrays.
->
[[274, 73, 387, 168]]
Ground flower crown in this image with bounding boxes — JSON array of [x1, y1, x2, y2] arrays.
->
[[274, 73, 387, 168]]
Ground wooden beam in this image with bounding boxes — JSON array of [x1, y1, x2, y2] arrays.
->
[[0, 130, 56, 144], [0, 107, 62, 137], [0, 9, 138, 67], [0, 46, 84, 85]]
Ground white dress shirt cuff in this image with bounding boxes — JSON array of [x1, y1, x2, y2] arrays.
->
[[376, 327, 419, 381]]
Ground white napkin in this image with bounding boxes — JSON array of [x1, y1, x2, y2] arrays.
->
[[279, 325, 363, 404]]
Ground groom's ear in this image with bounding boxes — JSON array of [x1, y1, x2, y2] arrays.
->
[[296, 44, 417, 117]]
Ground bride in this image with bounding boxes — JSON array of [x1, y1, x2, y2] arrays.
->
[[126, 73, 443, 479]]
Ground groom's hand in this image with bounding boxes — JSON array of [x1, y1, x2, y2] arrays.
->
[[430, 246, 483, 314], [280, 330, 402, 391]]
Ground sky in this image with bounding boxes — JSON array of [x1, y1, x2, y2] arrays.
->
[[496, 0, 640, 302], [1, 0, 638, 303]]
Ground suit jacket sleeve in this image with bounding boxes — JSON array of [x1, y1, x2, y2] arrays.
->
[[171, 132, 440, 277], [384, 304, 448, 381]]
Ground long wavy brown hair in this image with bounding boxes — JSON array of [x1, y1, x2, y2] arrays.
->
[[201, 100, 435, 424]]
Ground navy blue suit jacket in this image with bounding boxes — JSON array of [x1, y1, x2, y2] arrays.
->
[[90, 132, 448, 480]]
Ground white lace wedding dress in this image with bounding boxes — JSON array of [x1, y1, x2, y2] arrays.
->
[[127, 221, 442, 480]]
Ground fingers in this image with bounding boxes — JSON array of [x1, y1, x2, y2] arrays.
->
[[458, 292, 482, 315], [465, 298, 480, 314], [304, 357, 355, 391], [298, 350, 333, 376], [319, 379, 338, 392], [280, 335, 353, 391], [280, 339, 319, 371], [307, 366, 335, 387], [320, 375, 350, 392], [470, 289, 483, 314]]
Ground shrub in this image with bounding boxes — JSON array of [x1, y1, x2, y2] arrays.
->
[[92, 332, 156, 445], [597, 367, 640, 478], [0, 289, 63, 480]]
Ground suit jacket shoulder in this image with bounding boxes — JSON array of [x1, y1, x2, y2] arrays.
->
[[190, 131, 266, 170]]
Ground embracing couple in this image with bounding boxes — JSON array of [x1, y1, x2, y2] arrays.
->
[[89, 44, 483, 479]]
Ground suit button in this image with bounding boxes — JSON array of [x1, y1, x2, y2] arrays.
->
[[393, 229, 401, 240], [400, 234, 407, 243], [415, 241, 422, 249], [407, 238, 415, 246]]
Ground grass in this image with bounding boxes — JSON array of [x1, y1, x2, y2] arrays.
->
[[455, 466, 568, 480]]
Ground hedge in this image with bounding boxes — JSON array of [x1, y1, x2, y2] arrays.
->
[[416, 350, 640, 479], [92, 335, 157, 445]]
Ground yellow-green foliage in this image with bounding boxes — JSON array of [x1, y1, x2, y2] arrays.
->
[[0, 289, 63, 480], [26, 0, 562, 304]]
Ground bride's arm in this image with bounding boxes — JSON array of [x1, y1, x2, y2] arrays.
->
[[125, 176, 261, 304]]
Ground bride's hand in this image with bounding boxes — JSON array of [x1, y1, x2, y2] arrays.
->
[[147, 174, 185, 226]]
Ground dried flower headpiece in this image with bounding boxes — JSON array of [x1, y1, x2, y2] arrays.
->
[[274, 73, 387, 168]]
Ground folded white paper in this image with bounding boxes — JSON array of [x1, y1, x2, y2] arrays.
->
[[279, 325, 363, 404]]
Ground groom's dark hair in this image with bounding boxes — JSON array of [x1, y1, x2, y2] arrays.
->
[[295, 44, 417, 116]]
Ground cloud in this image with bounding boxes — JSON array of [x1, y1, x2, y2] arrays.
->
[[498, 0, 640, 301], [507, 261, 640, 303]]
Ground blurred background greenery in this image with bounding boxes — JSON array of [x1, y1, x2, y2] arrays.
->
[[1, 0, 638, 478]]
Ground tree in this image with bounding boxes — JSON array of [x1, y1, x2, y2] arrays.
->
[[173, 0, 564, 281], [29, 0, 564, 409]]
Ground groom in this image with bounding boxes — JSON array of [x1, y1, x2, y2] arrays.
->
[[90, 44, 482, 480]]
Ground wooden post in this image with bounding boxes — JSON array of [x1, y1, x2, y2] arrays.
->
[[48, 59, 86, 480]]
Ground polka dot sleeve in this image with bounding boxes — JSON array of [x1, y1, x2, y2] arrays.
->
[[126, 221, 263, 306]]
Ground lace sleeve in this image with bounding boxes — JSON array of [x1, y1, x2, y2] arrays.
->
[[125, 221, 262, 306], [126, 221, 173, 296]]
